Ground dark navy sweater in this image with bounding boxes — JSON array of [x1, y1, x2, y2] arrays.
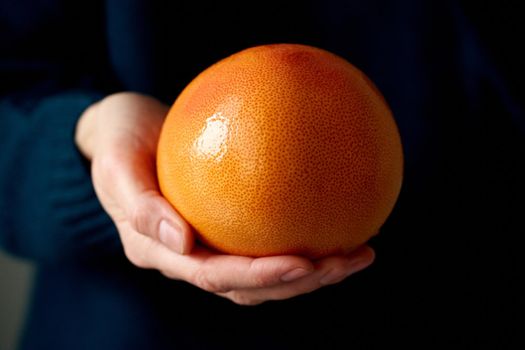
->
[[1, 0, 523, 348]]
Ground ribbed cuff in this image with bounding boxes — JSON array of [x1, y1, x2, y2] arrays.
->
[[36, 91, 122, 262]]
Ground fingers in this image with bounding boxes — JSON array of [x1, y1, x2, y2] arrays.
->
[[318, 246, 375, 285], [217, 246, 375, 305], [147, 238, 373, 303], [119, 217, 374, 305], [145, 245, 315, 292]]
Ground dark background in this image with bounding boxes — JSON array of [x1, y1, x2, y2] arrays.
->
[[1, 0, 524, 348]]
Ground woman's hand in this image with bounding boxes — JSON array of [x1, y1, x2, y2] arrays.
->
[[75, 92, 375, 305]]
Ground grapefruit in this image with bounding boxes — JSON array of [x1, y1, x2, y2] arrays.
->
[[157, 44, 403, 259]]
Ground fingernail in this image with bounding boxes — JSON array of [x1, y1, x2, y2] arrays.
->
[[159, 220, 184, 254], [281, 268, 311, 282], [320, 259, 372, 285]]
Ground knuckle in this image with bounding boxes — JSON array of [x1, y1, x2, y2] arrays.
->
[[128, 194, 158, 237], [129, 202, 149, 235], [248, 261, 276, 288], [194, 269, 227, 293], [252, 273, 272, 289]]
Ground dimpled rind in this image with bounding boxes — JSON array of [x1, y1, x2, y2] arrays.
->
[[157, 44, 403, 259]]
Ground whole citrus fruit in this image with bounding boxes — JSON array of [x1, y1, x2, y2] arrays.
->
[[157, 44, 403, 259]]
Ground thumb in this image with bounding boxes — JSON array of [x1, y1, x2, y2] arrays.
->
[[94, 142, 193, 255], [129, 190, 194, 255]]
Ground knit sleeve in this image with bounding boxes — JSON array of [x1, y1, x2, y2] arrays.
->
[[0, 91, 122, 263]]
